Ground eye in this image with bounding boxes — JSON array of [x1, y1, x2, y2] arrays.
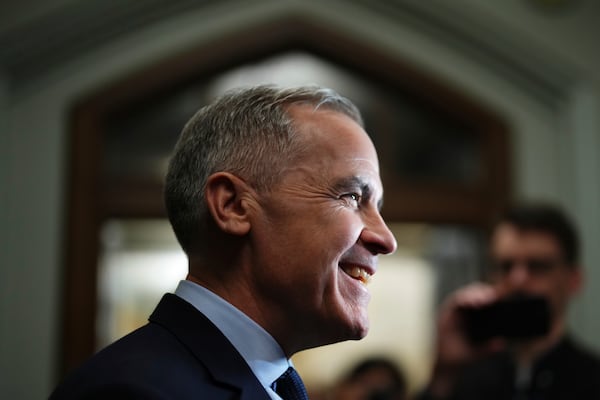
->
[[341, 192, 362, 207], [494, 259, 514, 275]]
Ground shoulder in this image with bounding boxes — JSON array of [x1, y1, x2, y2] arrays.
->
[[554, 336, 600, 374], [529, 336, 600, 398], [49, 323, 226, 399], [50, 295, 269, 399], [50, 383, 174, 399], [50, 379, 235, 400]]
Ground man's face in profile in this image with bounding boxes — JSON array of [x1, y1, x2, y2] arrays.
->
[[248, 105, 397, 351], [490, 223, 581, 319]]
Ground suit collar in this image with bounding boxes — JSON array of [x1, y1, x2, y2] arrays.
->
[[149, 294, 271, 400]]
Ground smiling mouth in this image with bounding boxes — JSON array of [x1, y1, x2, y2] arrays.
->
[[342, 265, 372, 285]]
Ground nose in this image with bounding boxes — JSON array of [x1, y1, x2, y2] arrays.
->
[[505, 263, 531, 289], [360, 212, 397, 255]]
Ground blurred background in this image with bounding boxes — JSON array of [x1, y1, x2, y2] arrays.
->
[[1, 0, 599, 398]]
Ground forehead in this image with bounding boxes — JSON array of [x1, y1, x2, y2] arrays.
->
[[491, 224, 564, 258], [288, 105, 379, 165], [286, 105, 381, 187]]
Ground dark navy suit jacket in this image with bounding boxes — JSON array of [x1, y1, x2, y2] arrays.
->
[[49, 294, 271, 399]]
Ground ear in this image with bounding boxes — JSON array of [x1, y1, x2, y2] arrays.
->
[[204, 172, 253, 236]]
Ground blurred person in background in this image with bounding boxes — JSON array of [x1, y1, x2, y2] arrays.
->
[[419, 203, 600, 400]]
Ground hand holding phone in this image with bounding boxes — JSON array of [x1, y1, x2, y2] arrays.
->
[[458, 293, 551, 344]]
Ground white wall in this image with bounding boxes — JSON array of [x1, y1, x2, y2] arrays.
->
[[1, 0, 599, 397], [563, 85, 600, 344]]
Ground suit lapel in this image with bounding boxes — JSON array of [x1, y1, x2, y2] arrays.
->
[[149, 294, 271, 400]]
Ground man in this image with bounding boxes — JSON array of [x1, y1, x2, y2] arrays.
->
[[50, 85, 397, 399], [420, 204, 600, 400]]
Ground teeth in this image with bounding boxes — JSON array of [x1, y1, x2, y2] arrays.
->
[[344, 266, 372, 284]]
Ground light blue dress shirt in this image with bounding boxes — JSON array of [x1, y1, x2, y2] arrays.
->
[[175, 280, 291, 400]]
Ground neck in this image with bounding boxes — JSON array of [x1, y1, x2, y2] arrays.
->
[[513, 318, 565, 366], [186, 270, 296, 354]]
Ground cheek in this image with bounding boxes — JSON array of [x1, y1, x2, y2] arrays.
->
[[270, 210, 365, 282], [552, 277, 575, 301], [527, 276, 570, 308], [311, 212, 363, 252], [329, 210, 365, 240]]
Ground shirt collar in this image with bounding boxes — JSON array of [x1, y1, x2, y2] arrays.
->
[[174, 280, 290, 397]]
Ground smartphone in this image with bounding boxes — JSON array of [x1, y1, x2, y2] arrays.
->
[[459, 293, 551, 344]]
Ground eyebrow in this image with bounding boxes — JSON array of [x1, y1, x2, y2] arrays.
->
[[333, 176, 383, 211]]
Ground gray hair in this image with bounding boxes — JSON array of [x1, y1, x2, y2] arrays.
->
[[164, 84, 363, 253]]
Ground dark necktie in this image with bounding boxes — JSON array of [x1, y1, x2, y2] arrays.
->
[[272, 367, 309, 400]]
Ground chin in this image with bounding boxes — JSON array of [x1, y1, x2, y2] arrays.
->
[[341, 316, 370, 341], [341, 328, 369, 344], [318, 318, 369, 346], [355, 324, 370, 340]]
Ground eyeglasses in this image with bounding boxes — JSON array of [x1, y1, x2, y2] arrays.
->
[[492, 258, 565, 276]]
